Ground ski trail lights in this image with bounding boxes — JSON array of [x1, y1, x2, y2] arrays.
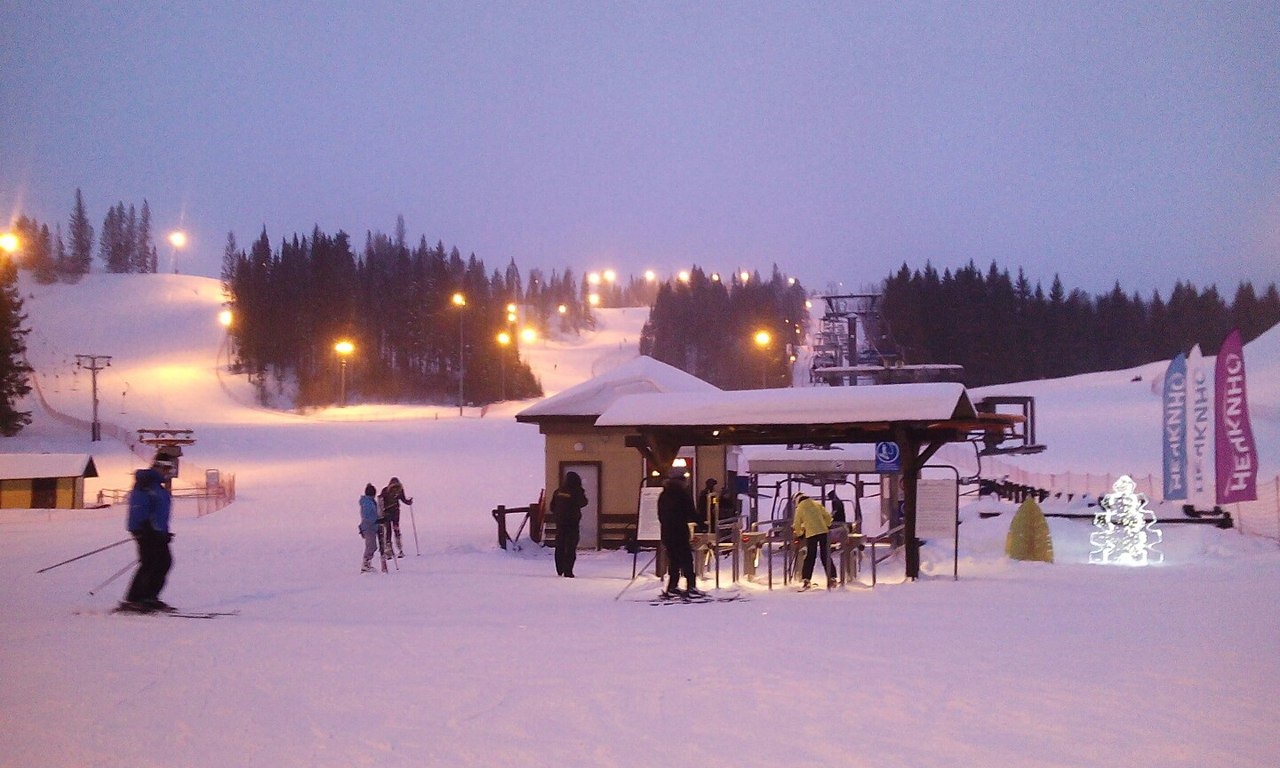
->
[[1090, 475, 1163, 566]]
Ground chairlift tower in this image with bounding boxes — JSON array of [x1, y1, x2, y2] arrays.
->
[[810, 294, 897, 385], [74, 354, 111, 441]]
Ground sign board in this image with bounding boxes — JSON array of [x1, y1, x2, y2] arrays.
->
[[916, 478, 958, 539], [637, 485, 663, 542], [874, 441, 901, 473]]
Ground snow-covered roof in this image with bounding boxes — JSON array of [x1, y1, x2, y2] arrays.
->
[[0, 454, 98, 481], [516, 355, 720, 421], [595, 382, 976, 428]]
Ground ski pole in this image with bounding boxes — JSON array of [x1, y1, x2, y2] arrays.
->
[[407, 504, 420, 556], [89, 560, 138, 595], [36, 538, 133, 574]]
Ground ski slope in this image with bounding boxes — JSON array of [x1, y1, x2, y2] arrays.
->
[[1, 272, 1278, 768]]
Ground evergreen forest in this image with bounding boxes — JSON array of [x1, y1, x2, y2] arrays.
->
[[881, 261, 1280, 387], [4, 189, 1279, 432], [639, 267, 810, 390]]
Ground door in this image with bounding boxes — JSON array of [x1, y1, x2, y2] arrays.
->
[[31, 478, 58, 509], [560, 462, 600, 549]]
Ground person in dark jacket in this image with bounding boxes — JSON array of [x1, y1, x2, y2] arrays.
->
[[359, 484, 381, 573], [658, 470, 703, 598], [378, 477, 414, 558], [119, 457, 176, 613], [696, 478, 718, 533], [551, 471, 588, 577]]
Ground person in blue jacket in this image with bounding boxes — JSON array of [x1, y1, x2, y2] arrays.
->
[[118, 457, 176, 613], [359, 483, 381, 572]]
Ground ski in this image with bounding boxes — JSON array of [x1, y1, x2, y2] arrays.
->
[[165, 611, 238, 619], [643, 593, 748, 606], [82, 607, 240, 619]]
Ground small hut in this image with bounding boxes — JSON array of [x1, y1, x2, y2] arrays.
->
[[516, 356, 732, 549], [0, 454, 99, 509]]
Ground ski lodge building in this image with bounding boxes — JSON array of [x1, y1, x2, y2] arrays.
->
[[0, 453, 99, 509], [517, 356, 1020, 580]]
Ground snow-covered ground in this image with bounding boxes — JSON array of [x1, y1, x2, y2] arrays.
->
[[2, 273, 1278, 768]]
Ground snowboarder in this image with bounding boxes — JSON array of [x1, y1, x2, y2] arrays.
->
[[550, 471, 587, 577], [658, 469, 703, 599], [118, 456, 176, 613], [378, 477, 414, 558], [792, 492, 837, 589], [358, 483, 380, 572]]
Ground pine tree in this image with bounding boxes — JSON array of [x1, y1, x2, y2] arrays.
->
[[221, 231, 240, 291], [135, 200, 156, 273], [0, 253, 33, 435], [67, 188, 94, 276]]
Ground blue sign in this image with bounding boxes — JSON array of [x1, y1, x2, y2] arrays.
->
[[875, 441, 901, 473]]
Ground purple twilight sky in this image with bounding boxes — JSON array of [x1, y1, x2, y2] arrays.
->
[[2, 2, 1277, 297]]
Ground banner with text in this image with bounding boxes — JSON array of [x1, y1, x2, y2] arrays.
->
[[1215, 329, 1258, 504], [1187, 344, 1215, 508], [1161, 353, 1187, 501]]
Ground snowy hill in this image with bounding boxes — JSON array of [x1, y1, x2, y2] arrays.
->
[[2, 273, 1279, 768]]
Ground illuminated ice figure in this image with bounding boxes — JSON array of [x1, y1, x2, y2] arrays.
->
[[1090, 475, 1163, 566]]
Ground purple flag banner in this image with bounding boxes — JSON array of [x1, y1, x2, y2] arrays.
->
[[1215, 329, 1258, 504]]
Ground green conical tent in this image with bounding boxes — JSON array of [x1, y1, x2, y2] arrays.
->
[[1005, 498, 1054, 563]]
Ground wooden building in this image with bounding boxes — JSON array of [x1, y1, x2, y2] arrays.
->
[[516, 356, 733, 549], [0, 453, 99, 509]]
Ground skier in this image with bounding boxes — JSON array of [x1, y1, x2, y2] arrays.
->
[[792, 492, 837, 590], [550, 471, 588, 577], [378, 477, 414, 558], [658, 469, 703, 599], [358, 483, 380, 573], [696, 478, 718, 533], [118, 456, 176, 613]]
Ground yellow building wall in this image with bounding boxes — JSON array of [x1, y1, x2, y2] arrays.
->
[[538, 426, 729, 549]]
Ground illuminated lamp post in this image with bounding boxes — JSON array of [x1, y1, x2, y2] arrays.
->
[[452, 292, 466, 415], [496, 331, 511, 401], [167, 230, 187, 273], [0, 232, 18, 255], [754, 329, 772, 388], [334, 339, 354, 406]]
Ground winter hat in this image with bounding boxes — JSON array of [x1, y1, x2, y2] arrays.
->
[[705, 479, 718, 487], [564, 471, 582, 488], [365, 483, 376, 496]]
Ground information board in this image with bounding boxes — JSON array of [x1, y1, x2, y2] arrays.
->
[[637, 486, 663, 542], [916, 478, 958, 538]]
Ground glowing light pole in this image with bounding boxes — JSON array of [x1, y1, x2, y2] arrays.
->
[[334, 340, 354, 406], [496, 331, 511, 401], [754, 330, 772, 388], [452, 292, 467, 415], [0, 232, 18, 255], [167, 230, 187, 273]]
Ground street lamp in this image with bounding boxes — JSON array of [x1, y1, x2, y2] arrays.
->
[[754, 330, 772, 388], [0, 232, 18, 254], [334, 339, 354, 406], [452, 292, 466, 415], [496, 331, 511, 401], [167, 230, 187, 273]]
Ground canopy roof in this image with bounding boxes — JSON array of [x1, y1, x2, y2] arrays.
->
[[594, 382, 1009, 445], [516, 355, 720, 423], [0, 454, 99, 481]]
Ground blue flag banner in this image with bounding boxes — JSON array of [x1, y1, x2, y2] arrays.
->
[[1162, 353, 1187, 501]]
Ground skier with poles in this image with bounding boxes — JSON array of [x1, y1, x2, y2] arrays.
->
[[378, 477, 414, 558], [117, 455, 176, 613], [358, 483, 383, 573]]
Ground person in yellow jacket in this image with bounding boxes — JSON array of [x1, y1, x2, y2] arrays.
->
[[792, 492, 838, 590]]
